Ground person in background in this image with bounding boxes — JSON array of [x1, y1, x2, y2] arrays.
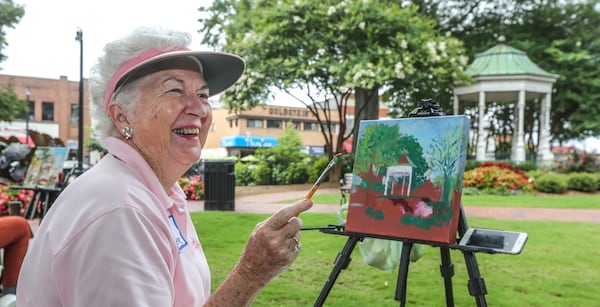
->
[[0, 215, 31, 307], [17, 26, 311, 307]]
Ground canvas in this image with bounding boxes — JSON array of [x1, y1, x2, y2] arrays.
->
[[345, 115, 470, 243], [22, 147, 69, 188]]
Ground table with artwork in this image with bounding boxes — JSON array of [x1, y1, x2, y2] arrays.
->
[[10, 147, 69, 220]]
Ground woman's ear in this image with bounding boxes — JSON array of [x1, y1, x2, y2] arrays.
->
[[107, 104, 129, 129]]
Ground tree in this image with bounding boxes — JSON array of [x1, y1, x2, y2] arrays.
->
[[0, 0, 26, 121], [0, 85, 27, 122], [199, 0, 469, 181], [0, 0, 25, 65]]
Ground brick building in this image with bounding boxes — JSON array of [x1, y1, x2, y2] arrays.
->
[[0, 74, 90, 154]]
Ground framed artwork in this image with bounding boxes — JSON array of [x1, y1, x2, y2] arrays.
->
[[345, 115, 470, 243], [22, 147, 69, 188]]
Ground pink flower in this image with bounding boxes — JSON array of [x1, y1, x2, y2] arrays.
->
[[414, 200, 433, 218]]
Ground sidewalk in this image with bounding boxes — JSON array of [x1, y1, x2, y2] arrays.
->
[[189, 187, 600, 223]]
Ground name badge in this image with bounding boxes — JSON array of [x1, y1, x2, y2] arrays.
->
[[168, 214, 188, 251]]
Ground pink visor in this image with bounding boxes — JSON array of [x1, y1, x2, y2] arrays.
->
[[103, 48, 245, 113]]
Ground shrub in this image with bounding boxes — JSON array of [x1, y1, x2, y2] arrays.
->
[[280, 161, 310, 184], [567, 173, 598, 192], [594, 173, 600, 192], [251, 163, 273, 185], [308, 156, 330, 183], [234, 162, 253, 186], [526, 170, 547, 182], [463, 162, 534, 195], [535, 174, 568, 194]]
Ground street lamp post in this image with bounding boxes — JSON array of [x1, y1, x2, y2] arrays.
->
[[25, 86, 30, 145], [75, 29, 84, 175]]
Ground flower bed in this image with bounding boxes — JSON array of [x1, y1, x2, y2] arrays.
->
[[178, 176, 204, 201], [463, 162, 534, 195], [0, 184, 34, 216]]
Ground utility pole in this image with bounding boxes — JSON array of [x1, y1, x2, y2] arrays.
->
[[75, 29, 84, 175]]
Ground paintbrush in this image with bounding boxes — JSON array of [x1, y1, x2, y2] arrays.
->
[[305, 153, 343, 200]]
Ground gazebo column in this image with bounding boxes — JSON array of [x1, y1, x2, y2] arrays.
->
[[512, 89, 526, 163], [453, 93, 459, 115], [538, 92, 554, 164], [476, 91, 487, 161]]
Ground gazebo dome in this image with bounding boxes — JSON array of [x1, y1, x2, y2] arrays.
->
[[467, 44, 559, 79], [453, 41, 558, 165]]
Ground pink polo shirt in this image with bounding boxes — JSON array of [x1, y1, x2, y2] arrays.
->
[[17, 137, 211, 306]]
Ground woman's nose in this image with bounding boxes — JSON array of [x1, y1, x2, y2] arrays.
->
[[187, 95, 211, 118]]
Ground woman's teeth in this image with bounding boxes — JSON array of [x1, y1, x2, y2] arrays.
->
[[172, 128, 200, 135]]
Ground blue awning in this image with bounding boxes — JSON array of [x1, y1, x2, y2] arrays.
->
[[221, 136, 278, 148]]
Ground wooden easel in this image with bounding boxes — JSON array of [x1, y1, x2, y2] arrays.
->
[[314, 205, 489, 307]]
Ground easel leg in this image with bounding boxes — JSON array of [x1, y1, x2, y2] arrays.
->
[[394, 242, 413, 306], [440, 247, 455, 307], [315, 235, 360, 307], [459, 205, 488, 307]]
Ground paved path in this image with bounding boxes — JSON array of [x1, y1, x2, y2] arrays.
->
[[189, 188, 600, 223]]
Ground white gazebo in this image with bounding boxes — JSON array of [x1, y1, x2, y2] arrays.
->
[[453, 42, 559, 164]]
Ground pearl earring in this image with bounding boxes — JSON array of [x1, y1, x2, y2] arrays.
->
[[122, 126, 133, 140]]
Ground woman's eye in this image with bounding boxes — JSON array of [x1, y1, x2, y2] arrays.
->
[[168, 87, 184, 93], [197, 93, 209, 99]]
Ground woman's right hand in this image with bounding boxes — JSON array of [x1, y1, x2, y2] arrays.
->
[[206, 199, 313, 306]]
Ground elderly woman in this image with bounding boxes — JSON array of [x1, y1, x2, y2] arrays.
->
[[17, 27, 312, 307]]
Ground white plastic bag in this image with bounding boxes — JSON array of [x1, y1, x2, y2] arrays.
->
[[338, 202, 424, 272]]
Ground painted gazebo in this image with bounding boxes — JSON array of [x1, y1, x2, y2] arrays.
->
[[453, 42, 559, 164]]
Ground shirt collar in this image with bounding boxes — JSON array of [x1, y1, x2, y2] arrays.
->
[[103, 136, 186, 212]]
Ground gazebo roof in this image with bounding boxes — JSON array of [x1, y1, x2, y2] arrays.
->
[[466, 44, 559, 79]]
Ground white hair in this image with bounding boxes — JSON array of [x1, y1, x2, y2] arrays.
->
[[88, 26, 193, 140]]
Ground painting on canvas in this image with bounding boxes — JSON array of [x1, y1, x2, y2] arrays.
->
[[345, 115, 470, 243], [22, 147, 69, 188]]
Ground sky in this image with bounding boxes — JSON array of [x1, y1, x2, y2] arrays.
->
[[1, 0, 211, 81]]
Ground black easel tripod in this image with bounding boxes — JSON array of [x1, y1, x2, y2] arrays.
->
[[314, 99, 488, 306]]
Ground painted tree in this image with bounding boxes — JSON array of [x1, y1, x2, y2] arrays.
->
[[354, 123, 427, 191], [199, 0, 469, 181], [426, 120, 467, 205]]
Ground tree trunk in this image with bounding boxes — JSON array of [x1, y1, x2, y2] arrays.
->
[[353, 87, 380, 153]]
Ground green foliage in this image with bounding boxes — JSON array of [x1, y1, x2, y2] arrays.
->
[[0, 0, 25, 63], [308, 156, 329, 183], [240, 126, 315, 185], [0, 85, 28, 122], [526, 170, 547, 182], [339, 152, 354, 176], [567, 173, 599, 193], [250, 161, 273, 185], [234, 162, 253, 186], [535, 173, 568, 194], [199, 0, 469, 158]]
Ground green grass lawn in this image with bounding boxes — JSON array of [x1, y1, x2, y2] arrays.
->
[[283, 192, 600, 209], [192, 211, 599, 306]]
